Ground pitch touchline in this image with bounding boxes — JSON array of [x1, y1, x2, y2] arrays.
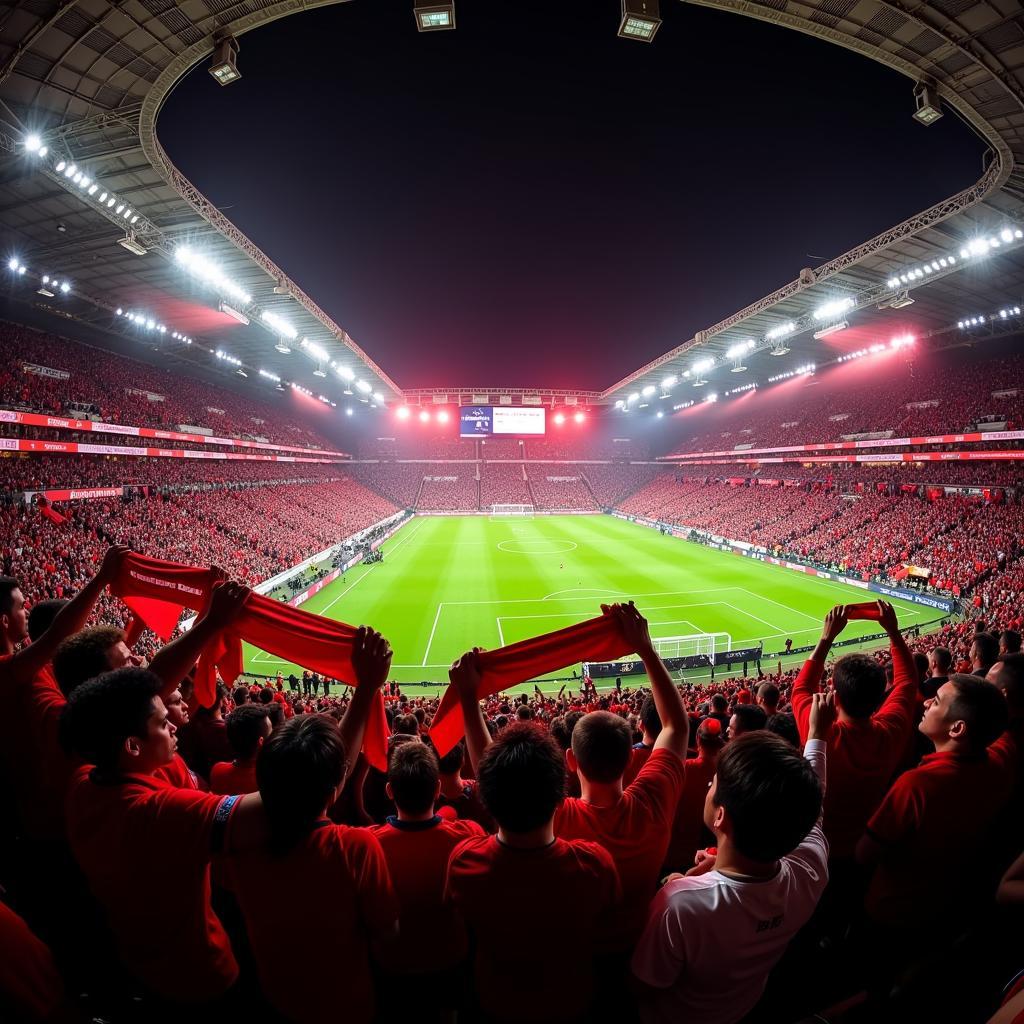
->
[[422, 603, 444, 667]]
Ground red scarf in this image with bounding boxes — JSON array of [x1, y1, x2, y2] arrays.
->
[[109, 553, 389, 769], [428, 611, 631, 756]]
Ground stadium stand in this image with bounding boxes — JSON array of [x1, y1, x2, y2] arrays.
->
[[524, 465, 599, 510], [479, 461, 533, 508]]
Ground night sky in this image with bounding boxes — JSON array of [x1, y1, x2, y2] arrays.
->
[[158, 0, 987, 392]]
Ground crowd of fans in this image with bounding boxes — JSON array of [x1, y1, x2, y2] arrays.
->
[[1, 323, 340, 451]]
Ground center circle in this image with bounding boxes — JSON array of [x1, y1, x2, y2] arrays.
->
[[497, 539, 578, 555]]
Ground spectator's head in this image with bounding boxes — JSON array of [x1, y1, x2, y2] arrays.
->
[[927, 647, 952, 678], [515, 705, 533, 722], [919, 674, 1009, 756], [970, 632, 1000, 671], [913, 652, 929, 683], [765, 712, 801, 748], [232, 685, 249, 705], [258, 715, 347, 853], [999, 630, 1022, 657], [226, 705, 271, 761], [711, 694, 728, 716], [705, 732, 822, 863], [696, 717, 725, 756], [987, 654, 1024, 720], [436, 738, 466, 777], [476, 723, 565, 834], [728, 704, 768, 740], [394, 713, 419, 736], [257, 687, 274, 705], [756, 682, 780, 715], [387, 741, 441, 818], [0, 576, 27, 645], [27, 599, 67, 642], [832, 653, 886, 720], [61, 668, 171, 775], [735, 688, 752, 706], [638, 695, 662, 742], [568, 710, 633, 784], [54, 626, 139, 697], [164, 686, 190, 729]]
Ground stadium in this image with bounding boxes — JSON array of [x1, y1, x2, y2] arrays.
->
[[0, 2, 1022, 1023]]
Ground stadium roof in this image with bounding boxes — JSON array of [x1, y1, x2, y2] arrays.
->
[[0, 1, 1022, 410]]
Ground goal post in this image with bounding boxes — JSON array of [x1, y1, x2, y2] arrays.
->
[[651, 632, 733, 662], [490, 503, 535, 518]]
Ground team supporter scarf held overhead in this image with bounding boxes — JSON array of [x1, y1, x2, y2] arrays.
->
[[108, 552, 389, 769], [429, 611, 633, 757]]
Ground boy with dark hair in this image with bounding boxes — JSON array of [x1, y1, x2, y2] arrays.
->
[[923, 646, 953, 698], [61, 661, 265, 1006], [790, 602, 917, 859], [704, 693, 730, 731], [971, 631, 1000, 677], [633, 694, 832, 1024], [210, 705, 271, 795], [728, 703, 767, 739], [857, 673, 1013, 933], [53, 625, 141, 697], [756, 681, 780, 716], [624, 693, 661, 785], [227, 627, 398, 1024], [446, 653, 621, 1023], [371, 742, 483, 989], [1000, 629, 1022, 657], [435, 738, 494, 829]]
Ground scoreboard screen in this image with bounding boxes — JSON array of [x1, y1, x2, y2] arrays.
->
[[460, 406, 545, 438]]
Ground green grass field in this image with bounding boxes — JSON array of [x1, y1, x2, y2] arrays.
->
[[243, 514, 943, 693]]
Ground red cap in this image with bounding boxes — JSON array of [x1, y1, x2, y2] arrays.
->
[[700, 718, 722, 736], [736, 689, 752, 705]]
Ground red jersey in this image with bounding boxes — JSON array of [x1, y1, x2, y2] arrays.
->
[[623, 742, 654, 787], [227, 822, 397, 1024], [791, 639, 918, 858], [553, 748, 685, 946], [446, 834, 620, 1022], [65, 767, 240, 1001], [665, 754, 717, 871], [0, 900, 65, 1022], [865, 746, 1015, 928], [209, 759, 259, 795], [154, 752, 203, 791], [370, 815, 484, 973]]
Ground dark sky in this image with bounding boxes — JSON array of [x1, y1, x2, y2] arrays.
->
[[158, 0, 987, 391]]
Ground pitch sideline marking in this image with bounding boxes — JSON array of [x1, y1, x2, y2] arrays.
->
[[422, 603, 444, 666], [542, 588, 629, 601]]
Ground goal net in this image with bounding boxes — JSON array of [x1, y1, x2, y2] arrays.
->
[[491, 503, 535, 518], [651, 632, 733, 662]]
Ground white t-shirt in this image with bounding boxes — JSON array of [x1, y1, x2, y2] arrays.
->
[[631, 739, 828, 1024]]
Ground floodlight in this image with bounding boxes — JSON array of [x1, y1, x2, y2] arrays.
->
[[618, 0, 661, 41], [627, 392, 640, 403], [437, 410, 450, 423], [88, 184, 98, 195], [346, 408, 354, 416], [356, 380, 372, 394], [260, 310, 297, 339], [641, 385, 656, 397], [209, 36, 241, 85], [59, 281, 70, 294], [726, 340, 754, 361], [220, 302, 250, 325], [336, 365, 355, 381], [691, 357, 714, 375], [419, 410, 431, 422], [313, 368, 327, 378], [303, 339, 329, 362], [912, 80, 943, 125], [554, 413, 566, 425], [415, 1, 456, 31], [275, 342, 291, 354], [118, 234, 148, 256], [24, 133, 42, 153], [813, 321, 848, 340], [55, 161, 66, 172], [661, 375, 677, 388], [6, 257, 17, 271], [373, 392, 384, 403], [397, 406, 411, 420], [574, 412, 585, 423]]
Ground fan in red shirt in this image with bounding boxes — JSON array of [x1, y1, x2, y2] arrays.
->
[[445, 652, 621, 1023], [226, 628, 399, 1024], [370, 740, 483, 1012], [550, 603, 689, 950], [857, 673, 1013, 938], [61, 654, 266, 1007], [210, 705, 271, 795], [790, 601, 918, 860], [665, 717, 725, 872]]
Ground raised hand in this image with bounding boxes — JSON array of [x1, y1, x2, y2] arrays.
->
[[808, 689, 837, 742], [352, 626, 393, 691]]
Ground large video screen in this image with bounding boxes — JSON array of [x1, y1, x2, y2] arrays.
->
[[460, 406, 546, 438]]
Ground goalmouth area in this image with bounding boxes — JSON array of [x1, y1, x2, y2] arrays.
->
[[243, 514, 944, 693]]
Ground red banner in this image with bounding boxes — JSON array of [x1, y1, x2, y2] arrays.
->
[[672, 450, 1024, 466], [0, 408, 349, 458], [662, 429, 1024, 462], [0, 437, 344, 463], [25, 486, 124, 502]]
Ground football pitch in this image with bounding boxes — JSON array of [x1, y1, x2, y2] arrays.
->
[[243, 514, 942, 693]]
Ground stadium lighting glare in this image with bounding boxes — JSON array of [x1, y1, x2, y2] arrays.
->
[[656, 410, 663, 418], [889, 334, 915, 350], [437, 410, 450, 423], [6, 257, 18, 271], [214, 349, 242, 367], [614, 399, 625, 409], [419, 410, 431, 422], [64, 164, 76, 178], [673, 400, 694, 411], [275, 342, 291, 354], [396, 406, 411, 420], [415, 1, 456, 31], [768, 363, 815, 383], [335, 365, 355, 381], [176, 247, 253, 306], [55, 160, 66, 172], [218, 301, 249, 325], [618, 0, 661, 40], [813, 297, 854, 321], [313, 368, 327, 378], [958, 305, 1021, 329], [691, 357, 714, 375], [765, 322, 795, 342], [373, 392, 384, 403], [725, 340, 754, 361], [260, 310, 298, 340], [574, 412, 585, 423], [627, 392, 640, 403], [661, 375, 677, 389], [725, 382, 757, 396], [554, 413, 566, 425], [24, 133, 42, 153], [209, 35, 241, 85], [356, 380, 373, 394], [346, 408, 354, 416], [59, 281, 70, 294], [704, 393, 718, 403], [641, 385, 656, 397], [812, 321, 849, 340], [301, 338, 329, 362]]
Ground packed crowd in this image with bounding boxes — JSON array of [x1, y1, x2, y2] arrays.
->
[[665, 347, 1024, 456], [1, 551, 1021, 1024], [1, 324, 340, 450]]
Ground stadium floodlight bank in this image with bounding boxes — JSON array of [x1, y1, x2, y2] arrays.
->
[[491, 504, 535, 518]]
